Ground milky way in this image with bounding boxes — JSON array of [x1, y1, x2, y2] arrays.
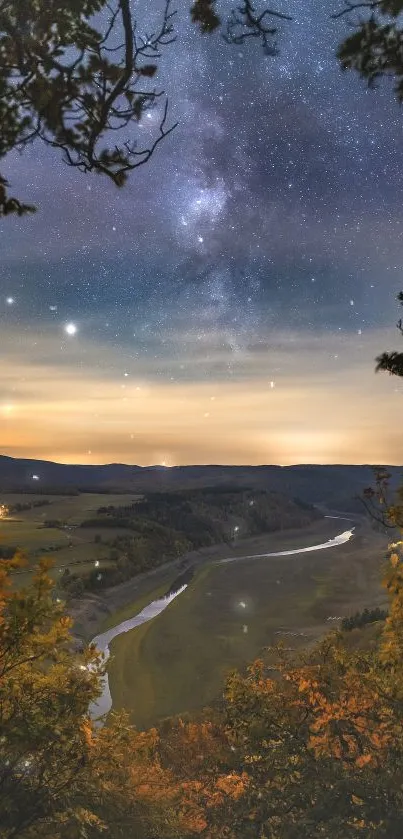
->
[[1, 1, 403, 465]]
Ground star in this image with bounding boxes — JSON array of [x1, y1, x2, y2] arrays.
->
[[1, 0, 401, 469]]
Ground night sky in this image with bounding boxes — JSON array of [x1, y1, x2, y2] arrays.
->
[[1, 0, 403, 466]]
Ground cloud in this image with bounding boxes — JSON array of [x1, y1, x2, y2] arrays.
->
[[1, 322, 402, 465]]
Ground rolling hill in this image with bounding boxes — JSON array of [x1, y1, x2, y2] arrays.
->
[[0, 455, 401, 511]]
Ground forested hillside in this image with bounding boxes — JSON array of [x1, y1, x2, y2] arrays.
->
[[1, 456, 401, 512], [60, 487, 320, 596]]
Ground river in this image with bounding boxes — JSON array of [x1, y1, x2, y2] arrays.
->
[[89, 526, 355, 722]]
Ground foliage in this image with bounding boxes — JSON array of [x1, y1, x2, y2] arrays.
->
[[372, 292, 403, 379], [5, 516, 403, 836], [0, 0, 177, 215], [62, 488, 319, 594], [3, 0, 403, 219], [0, 553, 207, 838], [341, 605, 388, 631], [336, 1, 403, 101], [179, 538, 403, 838], [0, 0, 291, 215]]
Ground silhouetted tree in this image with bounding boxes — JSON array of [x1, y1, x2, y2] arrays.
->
[[375, 292, 403, 378], [0, 0, 291, 216], [335, 1, 403, 102]]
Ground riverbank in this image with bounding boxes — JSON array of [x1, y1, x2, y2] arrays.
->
[[105, 516, 389, 728], [89, 523, 358, 723], [69, 517, 339, 642]]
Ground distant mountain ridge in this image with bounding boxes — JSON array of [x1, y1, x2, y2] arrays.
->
[[1, 455, 402, 511]]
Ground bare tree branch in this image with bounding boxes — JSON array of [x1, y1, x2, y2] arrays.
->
[[223, 0, 292, 55], [332, 1, 382, 20]]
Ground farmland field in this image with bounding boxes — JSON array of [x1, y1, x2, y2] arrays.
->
[[106, 517, 389, 729], [0, 492, 142, 584]]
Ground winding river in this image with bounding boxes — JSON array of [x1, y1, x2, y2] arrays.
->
[[89, 526, 355, 721]]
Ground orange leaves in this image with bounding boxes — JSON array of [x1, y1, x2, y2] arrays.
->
[[215, 772, 248, 801], [81, 719, 93, 748], [355, 753, 372, 768]]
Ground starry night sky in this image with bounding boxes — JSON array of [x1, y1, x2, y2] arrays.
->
[[1, 0, 403, 466]]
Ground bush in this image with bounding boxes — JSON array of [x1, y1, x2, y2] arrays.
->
[[341, 606, 388, 631]]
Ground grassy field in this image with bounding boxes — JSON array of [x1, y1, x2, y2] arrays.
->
[[107, 519, 389, 729], [0, 492, 141, 584]]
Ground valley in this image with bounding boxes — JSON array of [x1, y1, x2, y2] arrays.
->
[[96, 514, 388, 729], [0, 463, 392, 732]]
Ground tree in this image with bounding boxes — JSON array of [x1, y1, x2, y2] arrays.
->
[[181, 537, 403, 838], [0, 0, 291, 216], [0, 551, 207, 838], [374, 292, 403, 378], [334, 1, 403, 102]]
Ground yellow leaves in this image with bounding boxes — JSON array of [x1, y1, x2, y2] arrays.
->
[[75, 807, 106, 829], [244, 753, 263, 764], [390, 552, 400, 568], [351, 794, 364, 806]]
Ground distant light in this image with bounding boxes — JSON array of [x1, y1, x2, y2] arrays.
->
[[94, 560, 100, 568], [234, 525, 240, 533], [64, 322, 77, 336], [6, 297, 14, 305], [49, 305, 57, 312], [197, 235, 204, 243], [270, 381, 275, 389], [239, 601, 246, 609], [32, 474, 40, 481]]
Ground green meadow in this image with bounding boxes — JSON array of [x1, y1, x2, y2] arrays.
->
[[107, 519, 389, 729], [0, 492, 141, 584]]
